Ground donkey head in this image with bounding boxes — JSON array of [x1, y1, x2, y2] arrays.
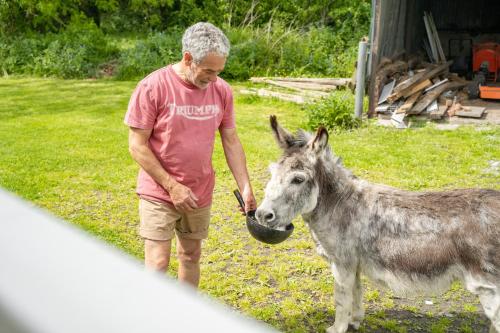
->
[[256, 115, 330, 229]]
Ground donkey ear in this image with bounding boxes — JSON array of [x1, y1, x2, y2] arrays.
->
[[309, 126, 329, 154], [270, 115, 295, 149]]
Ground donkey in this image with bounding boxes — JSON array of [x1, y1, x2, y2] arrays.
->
[[256, 116, 500, 333]]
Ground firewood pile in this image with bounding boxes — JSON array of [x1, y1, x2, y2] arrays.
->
[[240, 77, 352, 104]]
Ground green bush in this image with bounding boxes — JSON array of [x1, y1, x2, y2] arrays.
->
[[1, 16, 117, 78], [115, 30, 183, 80], [32, 17, 117, 78], [0, 36, 48, 75], [223, 24, 358, 80], [305, 92, 361, 131]]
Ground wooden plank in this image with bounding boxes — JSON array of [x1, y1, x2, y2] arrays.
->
[[423, 13, 438, 62], [401, 79, 432, 98], [388, 61, 452, 101], [428, 12, 446, 62], [411, 82, 466, 114], [395, 91, 422, 114], [392, 70, 428, 94], [249, 78, 337, 91], [424, 78, 448, 92], [387, 79, 431, 103], [430, 105, 448, 120], [422, 39, 433, 62], [390, 112, 407, 129], [267, 81, 337, 91], [273, 78, 350, 86], [455, 106, 486, 118], [263, 80, 332, 96], [240, 88, 307, 104], [249, 77, 350, 86]]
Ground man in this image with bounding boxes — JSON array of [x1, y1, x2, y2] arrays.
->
[[125, 22, 257, 288]]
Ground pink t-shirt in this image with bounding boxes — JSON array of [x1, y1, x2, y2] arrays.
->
[[124, 65, 235, 207]]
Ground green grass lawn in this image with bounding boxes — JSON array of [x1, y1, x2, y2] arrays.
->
[[1, 76, 499, 332]]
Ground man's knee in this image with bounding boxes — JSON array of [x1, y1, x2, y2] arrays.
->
[[177, 242, 201, 264], [144, 239, 171, 271], [150, 255, 170, 270]]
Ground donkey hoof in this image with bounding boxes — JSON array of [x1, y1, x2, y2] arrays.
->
[[326, 324, 347, 333], [349, 321, 361, 330]]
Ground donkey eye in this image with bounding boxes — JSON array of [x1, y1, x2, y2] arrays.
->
[[291, 176, 305, 184]]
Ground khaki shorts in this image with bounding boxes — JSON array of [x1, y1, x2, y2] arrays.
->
[[139, 198, 211, 241]]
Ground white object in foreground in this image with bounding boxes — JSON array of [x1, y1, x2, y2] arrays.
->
[[0, 189, 276, 333]]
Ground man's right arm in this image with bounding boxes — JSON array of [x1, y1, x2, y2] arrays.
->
[[128, 127, 198, 211]]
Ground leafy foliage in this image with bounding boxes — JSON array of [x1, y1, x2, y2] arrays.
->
[[0, 0, 370, 34], [305, 92, 362, 131], [0, 16, 117, 78], [224, 24, 357, 80], [115, 30, 182, 80], [0, 0, 370, 80], [34, 17, 118, 78], [114, 23, 359, 81]]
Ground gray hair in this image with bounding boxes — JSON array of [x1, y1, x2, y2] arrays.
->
[[182, 22, 230, 64]]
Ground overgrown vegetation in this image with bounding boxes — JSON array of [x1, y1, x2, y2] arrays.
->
[[0, 0, 370, 80], [0, 0, 370, 35], [0, 17, 118, 78], [305, 91, 362, 131], [1, 77, 498, 332]]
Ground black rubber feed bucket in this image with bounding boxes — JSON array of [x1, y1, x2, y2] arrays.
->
[[233, 190, 294, 245]]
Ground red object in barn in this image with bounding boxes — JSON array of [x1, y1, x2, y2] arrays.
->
[[479, 86, 500, 99], [472, 42, 500, 82]]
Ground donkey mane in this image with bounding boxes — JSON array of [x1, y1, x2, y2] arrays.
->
[[285, 129, 310, 148]]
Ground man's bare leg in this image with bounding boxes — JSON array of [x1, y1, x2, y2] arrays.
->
[[176, 237, 202, 287], [144, 239, 172, 272]]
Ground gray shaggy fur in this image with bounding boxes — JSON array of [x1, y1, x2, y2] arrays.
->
[[256, 116, 500, 333]]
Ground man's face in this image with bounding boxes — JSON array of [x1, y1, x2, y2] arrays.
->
[[186, 52, 226, 89]]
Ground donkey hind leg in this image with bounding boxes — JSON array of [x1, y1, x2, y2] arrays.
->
[[486, 290, 500, 333], [464, 275, 500, 333], [327, 263, 357, 333], [349, 270, 365, 330], [478, 287, 500, 333], [488, 288, 500, 333]]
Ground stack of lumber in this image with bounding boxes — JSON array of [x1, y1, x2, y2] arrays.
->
[[240, 77, 351, 104], [374, 58, 468, 122]]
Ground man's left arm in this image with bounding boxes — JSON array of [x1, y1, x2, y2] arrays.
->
[[220, 127, 257, 213]]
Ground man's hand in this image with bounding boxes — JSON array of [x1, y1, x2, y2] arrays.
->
[[240, 185, 257, 214], [168, 182, 199, 212]]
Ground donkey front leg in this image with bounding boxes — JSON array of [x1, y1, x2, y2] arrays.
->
[[350, 269, 365, 330], [327, 263, 357, 333]]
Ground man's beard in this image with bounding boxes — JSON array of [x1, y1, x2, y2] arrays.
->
[[184, 64, 209, 89]]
